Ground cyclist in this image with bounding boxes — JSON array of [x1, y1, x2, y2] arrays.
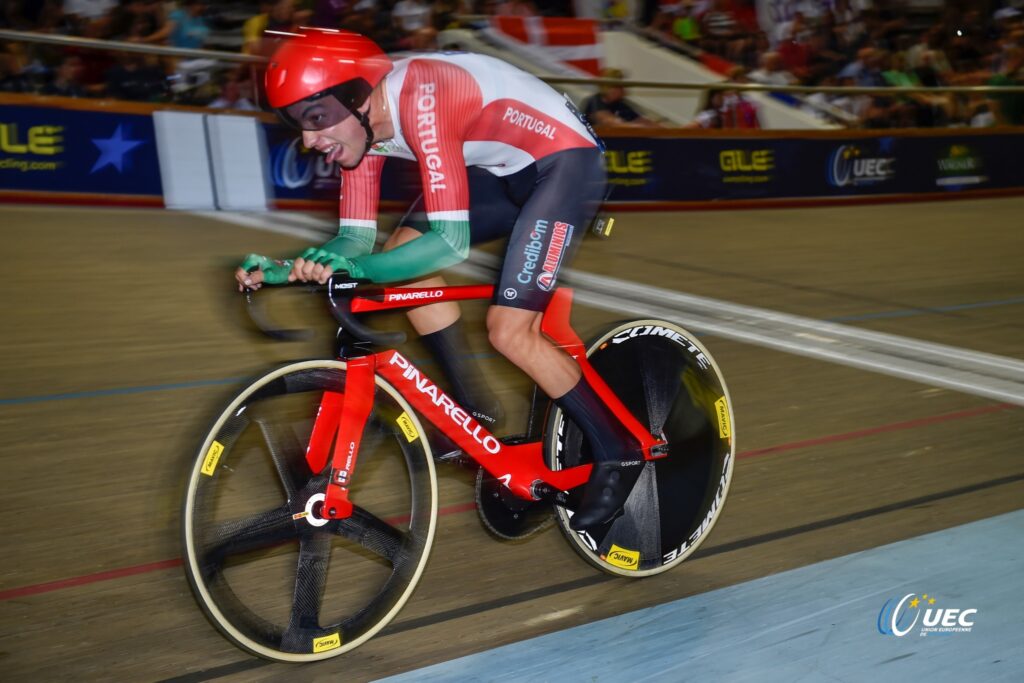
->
[[235, 29, 642, 530]]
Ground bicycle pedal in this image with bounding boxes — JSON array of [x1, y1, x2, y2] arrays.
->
[[433, 447, 469, 466]]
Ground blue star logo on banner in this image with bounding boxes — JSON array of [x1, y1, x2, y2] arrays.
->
[[91, 124, 145, 174]]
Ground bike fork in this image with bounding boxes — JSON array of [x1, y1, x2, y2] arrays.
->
[[305, 356, 376, 520]]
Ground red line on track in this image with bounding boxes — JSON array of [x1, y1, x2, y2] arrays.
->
[[0, 558, 184, 601], [737, 403, 1015, 460], [1, 404, 1015, 602], [0, 502, 480, 602]]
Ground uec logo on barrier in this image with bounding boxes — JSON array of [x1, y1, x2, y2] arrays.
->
[[878, 593, 977, 637], [828, 144, 895, 188], [271, 138, 337, 189]]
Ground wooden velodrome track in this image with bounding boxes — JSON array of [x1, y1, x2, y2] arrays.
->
[[1, 197, 1022, 681]]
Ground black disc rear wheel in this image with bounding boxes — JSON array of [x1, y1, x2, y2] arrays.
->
[[546, 320, 734, 577]]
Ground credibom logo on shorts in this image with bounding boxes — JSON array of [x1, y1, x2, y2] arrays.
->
[[514, 219, 574, 293]]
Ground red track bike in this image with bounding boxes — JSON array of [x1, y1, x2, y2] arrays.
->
[[182, 275, 734, 662]]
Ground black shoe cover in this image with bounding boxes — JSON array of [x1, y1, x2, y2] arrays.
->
[[569, 459, 645, 531]]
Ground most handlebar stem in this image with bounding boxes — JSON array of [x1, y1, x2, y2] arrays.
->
[[326, 274, 407, 348], [241, 274, 407, 348]]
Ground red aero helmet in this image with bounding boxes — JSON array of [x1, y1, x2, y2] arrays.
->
[[266, 29, 392, 130]]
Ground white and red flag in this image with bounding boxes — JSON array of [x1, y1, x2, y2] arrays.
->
[[487, 16, 603, 76]]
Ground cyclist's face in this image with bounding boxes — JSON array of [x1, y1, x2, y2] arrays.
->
[[301, 115, 366, 169]]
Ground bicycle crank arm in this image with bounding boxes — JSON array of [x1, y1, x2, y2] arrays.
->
[[530, 481, 571, 506]]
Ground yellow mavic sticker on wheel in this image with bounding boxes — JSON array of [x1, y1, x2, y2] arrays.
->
[[715, 397, 731, 439], [396, 412, 419, 442], [312, 632, 341, 653], [201, 441, 224, 476], [604, 544, 640, 571]]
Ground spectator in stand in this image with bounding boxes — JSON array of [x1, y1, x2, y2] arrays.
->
[[582, 67, 662, 127], [687, 82, 760, 129], [905, 26, 952, 76], [910, 50, 954, 126], [408, 26, 439, 50], [776, 12, 814, 81], [772, 9, 814, 47], [41, 53, 87, 97], [990, 22, 1023, 75], [494, 0, 537, 16], [346, 0, 402, 53], [836, 0, 869, 53], [432, 0, 466, 31], [0, 46, 29, 92], [646, 8, 678, 45], [738, 29, 769, 70], [747, 51, 797, 86], [802, 73, 854, 124], [312, 0, 348, 29], [105, 51, 166, 101], [209, 73, 258, 110], [243, 0, 306, 57], [700, 0, 745, 62], [121, 0, 170, 45], [1, 0, 29, 29], [987, 46, 1024, 126], [718, 68, 761, 128], [167, 0, 210, 49], [242, 2, 270, 54], [855, 47, 888, 88], [803, 31, 846, 84], [876, 50, 922, 127], [392, 0, 432, 34], [849, 48, 900, 128], [63, 0, 116, 34], [689, 89, 726, 128], [671, 1, 701, 45], [836, 46, 876, 84]]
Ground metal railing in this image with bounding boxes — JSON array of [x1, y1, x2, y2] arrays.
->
[[2, 28, 1023, 97]]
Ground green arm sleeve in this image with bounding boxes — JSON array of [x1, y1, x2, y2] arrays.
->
[[321, 223, 377, 258], [346, 219, 470, 283]]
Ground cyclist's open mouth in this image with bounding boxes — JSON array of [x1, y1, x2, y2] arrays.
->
[[325, 143, 342, 165]]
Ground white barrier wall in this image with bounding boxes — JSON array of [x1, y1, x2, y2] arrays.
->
[[153, 111, 216, 210], [205, 114, 271, 211], [153, 110, 270, 211]]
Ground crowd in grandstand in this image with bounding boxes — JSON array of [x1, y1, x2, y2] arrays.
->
[[645, 0, 1024, 127], [1, 0, 1022, 128]]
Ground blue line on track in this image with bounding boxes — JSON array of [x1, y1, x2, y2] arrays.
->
[[0, 378, 247, 406], [828, 296, 1024, 322], [0, 354, 499, 407]]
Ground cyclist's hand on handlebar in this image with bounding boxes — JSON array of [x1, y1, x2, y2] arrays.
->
[[236, 254, 293, 291], [291, 248, 354, 285]]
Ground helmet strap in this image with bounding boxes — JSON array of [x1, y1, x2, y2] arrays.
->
[[352, 105, 375, 156]]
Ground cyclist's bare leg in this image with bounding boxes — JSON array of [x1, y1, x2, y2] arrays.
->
[[487, 304, 642, 530], [382, 226, 503, 430], [484, 305, 580, 398]]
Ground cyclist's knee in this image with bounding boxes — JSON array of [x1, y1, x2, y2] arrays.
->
[[383, 225, 423, 252], [486, 306, 542, 360]]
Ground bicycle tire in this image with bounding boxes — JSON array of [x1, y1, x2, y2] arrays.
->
[[545, 320, 735, 577], [182, 360, 437, 662]]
